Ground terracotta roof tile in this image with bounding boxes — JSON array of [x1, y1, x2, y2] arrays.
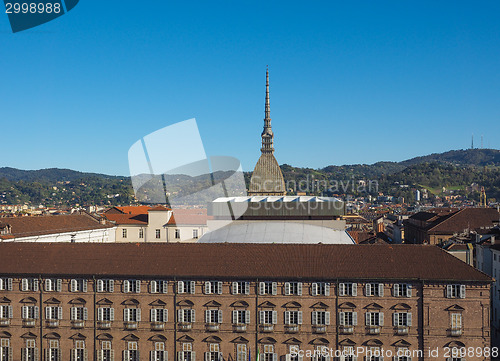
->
[[103, 213, 148, 225]]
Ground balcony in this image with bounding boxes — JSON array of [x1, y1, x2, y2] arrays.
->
[[178, 322, 192, 331], [396, 326, 409, 335], [206, 323, 220, 332], [71, 320, 85, 329], [312, 325, 327, 334], [340, 325, 354, 334], [124, 321, 138, 330], [0, 318, 10, 327], [151, 322, 165, 331], [450, 327, 462, 337], [45, 319, 59, 328], [23, 319, 36, 328], [367, 326, 381, 335], [97, 321, 112, 329], [233, 324, 247, 333], [285, 324, 300, 333], [260, 324, 274, 333]]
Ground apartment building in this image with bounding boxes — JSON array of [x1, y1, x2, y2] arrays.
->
[[0, 243, 492, 361]]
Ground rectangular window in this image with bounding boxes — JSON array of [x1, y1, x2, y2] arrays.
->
[[338, 311, 357, 326], [259, 282, 277, 295], [123, 280, 141, 293], [97, 307, 115, 321], [0, 278, 12, 291], [45, 306, 62, 320], [70, 279, 88, 292], [175, 229, 181, 239], [205, 309, 222, 323], [0, 305, 12, 319], [97, 279, 114, 293], [179, 343, 193, 361], [365, 312, 383, 326], [284, 310, 303, 325], [311, 311, 330, 325], [156, 229, 161, 239], [451, 313, 462, 328], [232, 310, 250, 324], [178, 281, 195, 294], [124, 308, 141, 322], [365, 283, 384, 297], [339, 283, 357, 296], [152, 342, 167, 361], [263, 345, 275, 361], [99, 341, 113, 361], [139, 229, 144, 239], [393, 284, 412, 297], [151, 308, 168, 323], [206, 344, 221, 361], [236, 344, 247, 361], [21, 278, 39, 292], [204, 281, 222, 295], [259, 310, 277, 325], [232, 281, 250, 295], [447, 284, 466, 299], [23, 339, 37, 361], [311, 282, 330, 296], [70, 307, 88, 321], [284, 282, 302, 296], [193, 229, 198, 239], [22, 305, 39, 319], [122, 229, 127, 238], [150, 280, 168, 294], [125, 341, 139, 361], [393, 312, 412, 327], [178, 309, 195, 323]]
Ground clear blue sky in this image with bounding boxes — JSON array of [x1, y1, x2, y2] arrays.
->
[[1, 1, 499, 176]]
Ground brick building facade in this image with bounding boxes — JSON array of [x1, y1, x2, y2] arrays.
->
[[0, 243, 492, 361]]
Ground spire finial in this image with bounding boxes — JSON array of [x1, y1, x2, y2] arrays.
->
[[265, 67, 270, 120], [261, 67, 274, 154]]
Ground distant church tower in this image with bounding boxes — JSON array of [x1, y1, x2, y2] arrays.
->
[[248, 68, 286, 196]]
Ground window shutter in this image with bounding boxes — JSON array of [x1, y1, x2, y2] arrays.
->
[[245, 310, 250, 324], [124, 350, 130, 361], [57, 306, 62, 320], [272, 310, 277, 324], [7, 278, 12, 291], [365, 284, 370, 296], [97, 350, 104, 361], [178, 352, 184, 361], [272, 282, 277, 295], [162, 309, 168, 322], [378, 283, 384, 297], [312, 283, 318, 296], [217, 282, 222, 294], [407, 284, 412, 297], [297, 282, 302, 295], [192, 309, 195, 322], [284, 282, 291, 295], [284, 311, 290, 325], [339, 283, 345, 296], [205, 310, 210, 323], [245, 282, 250, 295], [45, 307, 50, 320], [151, 308, 156, 322], [71, 279, 77, 292], [82, 280, 87, 292], [311, 311, 317, 325], [352, 283, 357, 296], [56, 279, 62, 292], [259, 282, 265, 295], [123, 280, 130, 293], [22, 348, 27, 361], [178, 281, 184, 293], [162, 281, 168, 294], [136, 280, 141, 293], [192, 352, 196, 361], [393, 313, 398, 326], [33, 279, 39, 292], [339, 312, 345, 326], [218, 310, 223, 323], [137, 308, 141, 321], [151, 281, 158, 294], [460, 285, 466, 299], [34, 306, 39, 319], [177, 309, 183, 322], [325, 311, 330, 325], [97, 308, 103, 321], [124, 308, 129, 322], [109, 280, 114, 293], [205, 282, 211, 294], [190, 281, 195, 294], [45, 350, 49, 361], [297, 311, 303, 325], [232, 282, 238, 294], [97, 280, 104, 292], [272, 354, 277, 361], [45, 279, 52, 292], [8, 305, 12, 319], [379, 312, 384, 326], [110, 307, 115, 321], [324, 283, 330, 296], [232, 310, 237, 324], [71, 307, 76, 321], [82, 307, 88, 321], [393, 284, 399, 297], [352, 312, 357, 326], [446, 284, 452, 298], [365, 312, 370, 326], [259, 311, 264, 324], [22, 306, 27, 319], [407, 313, 412, 326], [22, 278, 28, 291]]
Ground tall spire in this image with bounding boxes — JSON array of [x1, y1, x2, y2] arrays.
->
[[261, 67, 274, 154]]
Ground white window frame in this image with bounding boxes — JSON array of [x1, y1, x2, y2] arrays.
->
[[284, 282, 302, 296], [178, 281, 195, 294], [97, 279, 114, 293], [232, 282, 250, 295], [446, 284, 466, 299], [232, 310, 250, 324], [365, 283, 383, 297], [311, 282, 330, 296], [150, 280, 168, 294], [204, 281, 222, 295], [259, 282, 277, 296]]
